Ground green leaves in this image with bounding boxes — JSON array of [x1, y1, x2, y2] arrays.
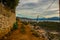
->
[[2, 0, 19, 9], [13, 22, 18, 30]]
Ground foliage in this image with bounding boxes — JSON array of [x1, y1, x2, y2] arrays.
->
[[38, 22, 60, 31], [13, 22, 18, 30], [2, 0, 19, 9], [29, 21, 60, 31], [20, 24, 26, 34], [22, 21, 28, 25], [47, 32, 55, 40], [32, 30, 40, 37]]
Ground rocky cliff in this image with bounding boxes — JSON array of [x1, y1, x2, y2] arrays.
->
[[0, 3, 16, 38]]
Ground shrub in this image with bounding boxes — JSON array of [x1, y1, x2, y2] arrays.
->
[[13, 22, 18, 30], [32, 31, 40, 37], [47, 32, 55, 40], [20, 24, 26, 34], [22, 21, 28, 25], [2, 0, 19, 9]]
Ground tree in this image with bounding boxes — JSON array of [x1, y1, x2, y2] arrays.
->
[[2, 0, 19, 9]]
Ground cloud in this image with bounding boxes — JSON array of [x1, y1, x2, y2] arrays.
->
[[20, 0, 39, 4], [45, 13, 59, 18], [16, 0, 59, 18]]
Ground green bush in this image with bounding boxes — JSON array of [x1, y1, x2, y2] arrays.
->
[[2, 0, 19, 9], [13, 22, 18, 30], [37, 22, 60, 31]]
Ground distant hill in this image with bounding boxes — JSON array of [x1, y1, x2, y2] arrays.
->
[[16, 17, 32, 20], [33, 17, 60, 20], [16, 17, 60, 20], [47, 17, 60, 20]]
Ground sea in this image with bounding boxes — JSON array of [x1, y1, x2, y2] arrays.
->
[[36, 20, 60, 22]]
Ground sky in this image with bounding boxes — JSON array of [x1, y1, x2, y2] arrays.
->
[[16, 0, 59, 18]]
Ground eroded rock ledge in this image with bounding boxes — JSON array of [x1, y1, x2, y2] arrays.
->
[[0, 3, 16, 38]]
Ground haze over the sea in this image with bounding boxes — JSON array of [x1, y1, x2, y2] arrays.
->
[[16, 0, 59, 19]]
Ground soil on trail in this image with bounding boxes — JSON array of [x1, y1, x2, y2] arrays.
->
[[1, 20, 46, 40]]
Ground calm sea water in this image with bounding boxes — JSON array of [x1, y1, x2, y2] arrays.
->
[[37, 20, 60, 22]]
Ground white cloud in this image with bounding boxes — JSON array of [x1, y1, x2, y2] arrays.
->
[[20, 0, 39, 3], [45, 13, 59, 18], [16, 0, 59, 18]]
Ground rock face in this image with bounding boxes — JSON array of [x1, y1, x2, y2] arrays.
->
[[0, 3, 16, 38]]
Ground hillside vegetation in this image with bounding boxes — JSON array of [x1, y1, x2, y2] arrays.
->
[[0, 18, 47, 40], [0, 0, 19, 12], [0, 18, 60, 40], [29, 21, 60, 31], [0, 0, 19, 39], [1, 0, 19, 9]]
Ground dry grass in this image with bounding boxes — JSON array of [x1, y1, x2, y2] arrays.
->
[[1, 19, 47, 40]]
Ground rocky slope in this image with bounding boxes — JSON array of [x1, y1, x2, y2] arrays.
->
[[0, 18, 60, 40], [0, 3, 16, 38], [0, 18, 48, 40]]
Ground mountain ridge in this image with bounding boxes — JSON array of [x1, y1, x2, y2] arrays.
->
[[17, 16, 60, 20]]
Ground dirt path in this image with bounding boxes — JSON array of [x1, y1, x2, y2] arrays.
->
[[1, 20, 46, 40]]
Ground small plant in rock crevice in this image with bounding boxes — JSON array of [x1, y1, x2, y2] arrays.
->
[[20, 24, 26, 34], [13, 22, 18, 30]]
